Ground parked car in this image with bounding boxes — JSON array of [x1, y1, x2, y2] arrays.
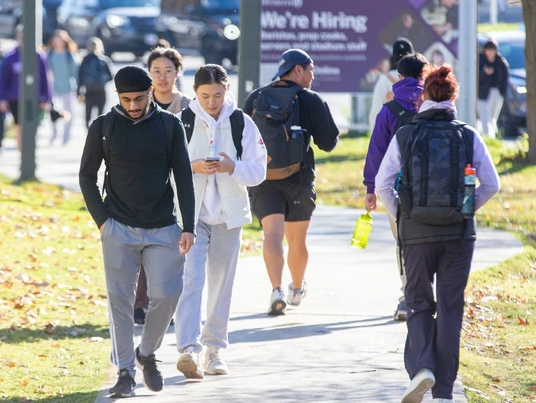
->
[[156, 0, 240, 65], [479, 30, 526, 138], [58, 0, 160, 58], [0, 0, 60, 44]]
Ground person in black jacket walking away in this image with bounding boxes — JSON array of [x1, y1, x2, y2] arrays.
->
[[79, 65, 196, 398], [78, 37, 114, 128], [477, 39, 509, 138]]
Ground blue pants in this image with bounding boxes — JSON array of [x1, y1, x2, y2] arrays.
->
[[403, 239, 475, 400]]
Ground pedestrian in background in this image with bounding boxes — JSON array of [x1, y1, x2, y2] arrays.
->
[[47, 29, 78, 145], [79, 65, 196, 398], [77, 37, 113, 128], [175, 64, 266, 379], [477, 39, 509, 138], [133, 46, 192, 325], [376, 64, 499, 403], [0, 25, 52, 151], [244, 49, 339, 315], [363, 52, 429, 322], [369, 38, 414, 133]]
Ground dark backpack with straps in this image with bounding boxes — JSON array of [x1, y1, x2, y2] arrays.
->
[[384, 99, 417, 133], [251, 82, 305, 178], [181, 107, 245, 160], [397, 119, 474, 226], [100, 110, 175, 195]]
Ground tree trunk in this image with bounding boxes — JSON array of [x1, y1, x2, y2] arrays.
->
[[522, 0, 536, 163]]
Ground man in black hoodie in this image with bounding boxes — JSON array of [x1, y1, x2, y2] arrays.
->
[[79, 65, 195, 398]]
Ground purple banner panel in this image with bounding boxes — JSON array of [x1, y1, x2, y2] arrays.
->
[[260, 0, 458, 93]]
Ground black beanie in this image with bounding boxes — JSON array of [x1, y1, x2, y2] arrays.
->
[[114, 65, 152, 93]]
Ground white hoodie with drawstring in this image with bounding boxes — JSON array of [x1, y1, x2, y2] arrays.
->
[[178, 93, 267, 229]]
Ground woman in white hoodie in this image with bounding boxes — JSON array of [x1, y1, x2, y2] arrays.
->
[[175, 64, 267, 379]]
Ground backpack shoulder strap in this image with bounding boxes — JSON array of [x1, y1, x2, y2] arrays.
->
[[101, 112, 115, 167], [181, 106, 195, 143], [100, 111, 115, 196], [384, 99, 410, 117], [229, 109, 245, 160], [453, 120, 473, 165]]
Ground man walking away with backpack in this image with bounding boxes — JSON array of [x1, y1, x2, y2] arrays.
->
[[376, 65, 499, 403], [79, 66, 196, 398], [363, 53, 429, 322], [244, 49, 339, 316], [78, 37, 114, 128]]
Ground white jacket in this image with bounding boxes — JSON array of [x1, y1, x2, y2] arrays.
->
[[179, 96, 267, 229], [369, 69, 399, 132]]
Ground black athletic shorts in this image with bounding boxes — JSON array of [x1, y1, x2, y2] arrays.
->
[[8, 101, 19, 124], [249, 173, 316, 223]]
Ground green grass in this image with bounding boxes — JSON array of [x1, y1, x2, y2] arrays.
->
[[0, 176, 262, 402], [478, 22, 521, 33]]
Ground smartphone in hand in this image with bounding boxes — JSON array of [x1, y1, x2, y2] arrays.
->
[[205, 157, 220, 162]]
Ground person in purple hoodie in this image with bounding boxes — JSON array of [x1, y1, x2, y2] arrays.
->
[[363, 53, 429, 321], [0, 25, 52, 151]]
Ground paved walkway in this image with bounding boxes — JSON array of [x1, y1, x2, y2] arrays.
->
[[0, 123, 523, 403]]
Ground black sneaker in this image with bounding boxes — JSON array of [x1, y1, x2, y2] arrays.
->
[[135, 346, 163, 392], [109, 368, 136, 398], [134, 308, 146, 325], [394, 300, 408, 321]]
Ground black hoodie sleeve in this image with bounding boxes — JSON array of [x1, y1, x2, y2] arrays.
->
[[79, 116, 108, 228], [170, 117, 196, 234]]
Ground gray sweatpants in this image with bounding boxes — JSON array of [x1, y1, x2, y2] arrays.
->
[[102, 218, 185, 378], [175, 221, 242, 354]]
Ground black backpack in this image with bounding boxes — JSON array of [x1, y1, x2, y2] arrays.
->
[[82, 56, 111, 93], [100, 110, 175, 195], [397, 120, 474, 226], [251, 82, 306, 178], [181, 107, 245, 160], [384, 100, 417, 133]]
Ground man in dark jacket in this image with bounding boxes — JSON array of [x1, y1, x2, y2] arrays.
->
[[477, 39, 509, 138], [79, 65, 195, 398], [244, 49, 339, 316]]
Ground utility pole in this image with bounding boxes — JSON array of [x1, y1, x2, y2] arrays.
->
[[19, 0, 43, 182], [237, 0, 261, 108], [457, 0, 477, 127]]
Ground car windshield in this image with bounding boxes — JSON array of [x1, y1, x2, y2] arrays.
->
[[499, 41, 525, 70], [200, 0, 240, 10], [98, 0, 160, 8]]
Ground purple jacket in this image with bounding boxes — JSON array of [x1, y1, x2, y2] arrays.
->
[[0, 47, 52, 103], [363, 77, 423, 194]]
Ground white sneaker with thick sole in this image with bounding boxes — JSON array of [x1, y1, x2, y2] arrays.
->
[[401, 368, 435, 403], [176, 346, 204, 379], [287, 280, 307, 306], [205, 347, 228, 375], [268, 287, 287, 315]]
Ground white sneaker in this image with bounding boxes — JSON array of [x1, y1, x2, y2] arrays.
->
[[434, 399, 455, 403], [401, 368, 435, 403], [204, 347, 228, 375], [287, 280, 307, 306], [176, 346, 204, 379], [268, 287, 287, 315]]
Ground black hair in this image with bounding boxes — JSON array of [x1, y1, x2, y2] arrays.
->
[[193, 64, 229, 90], [483, 39, 498, 51], [147, 47, 184, 73], [397, 53, 429, 80]]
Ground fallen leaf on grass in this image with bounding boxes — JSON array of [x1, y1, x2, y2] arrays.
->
[[20, 380, 29, 386], [518, 316, 530, 325], [529, 385, 536, 391], [8, 361, 16, 368]]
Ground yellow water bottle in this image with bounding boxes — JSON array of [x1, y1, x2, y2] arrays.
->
[[351, 213, 373, 249]]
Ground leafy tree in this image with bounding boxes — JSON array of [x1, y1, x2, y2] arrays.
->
[[522, 0, 536, 162]]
